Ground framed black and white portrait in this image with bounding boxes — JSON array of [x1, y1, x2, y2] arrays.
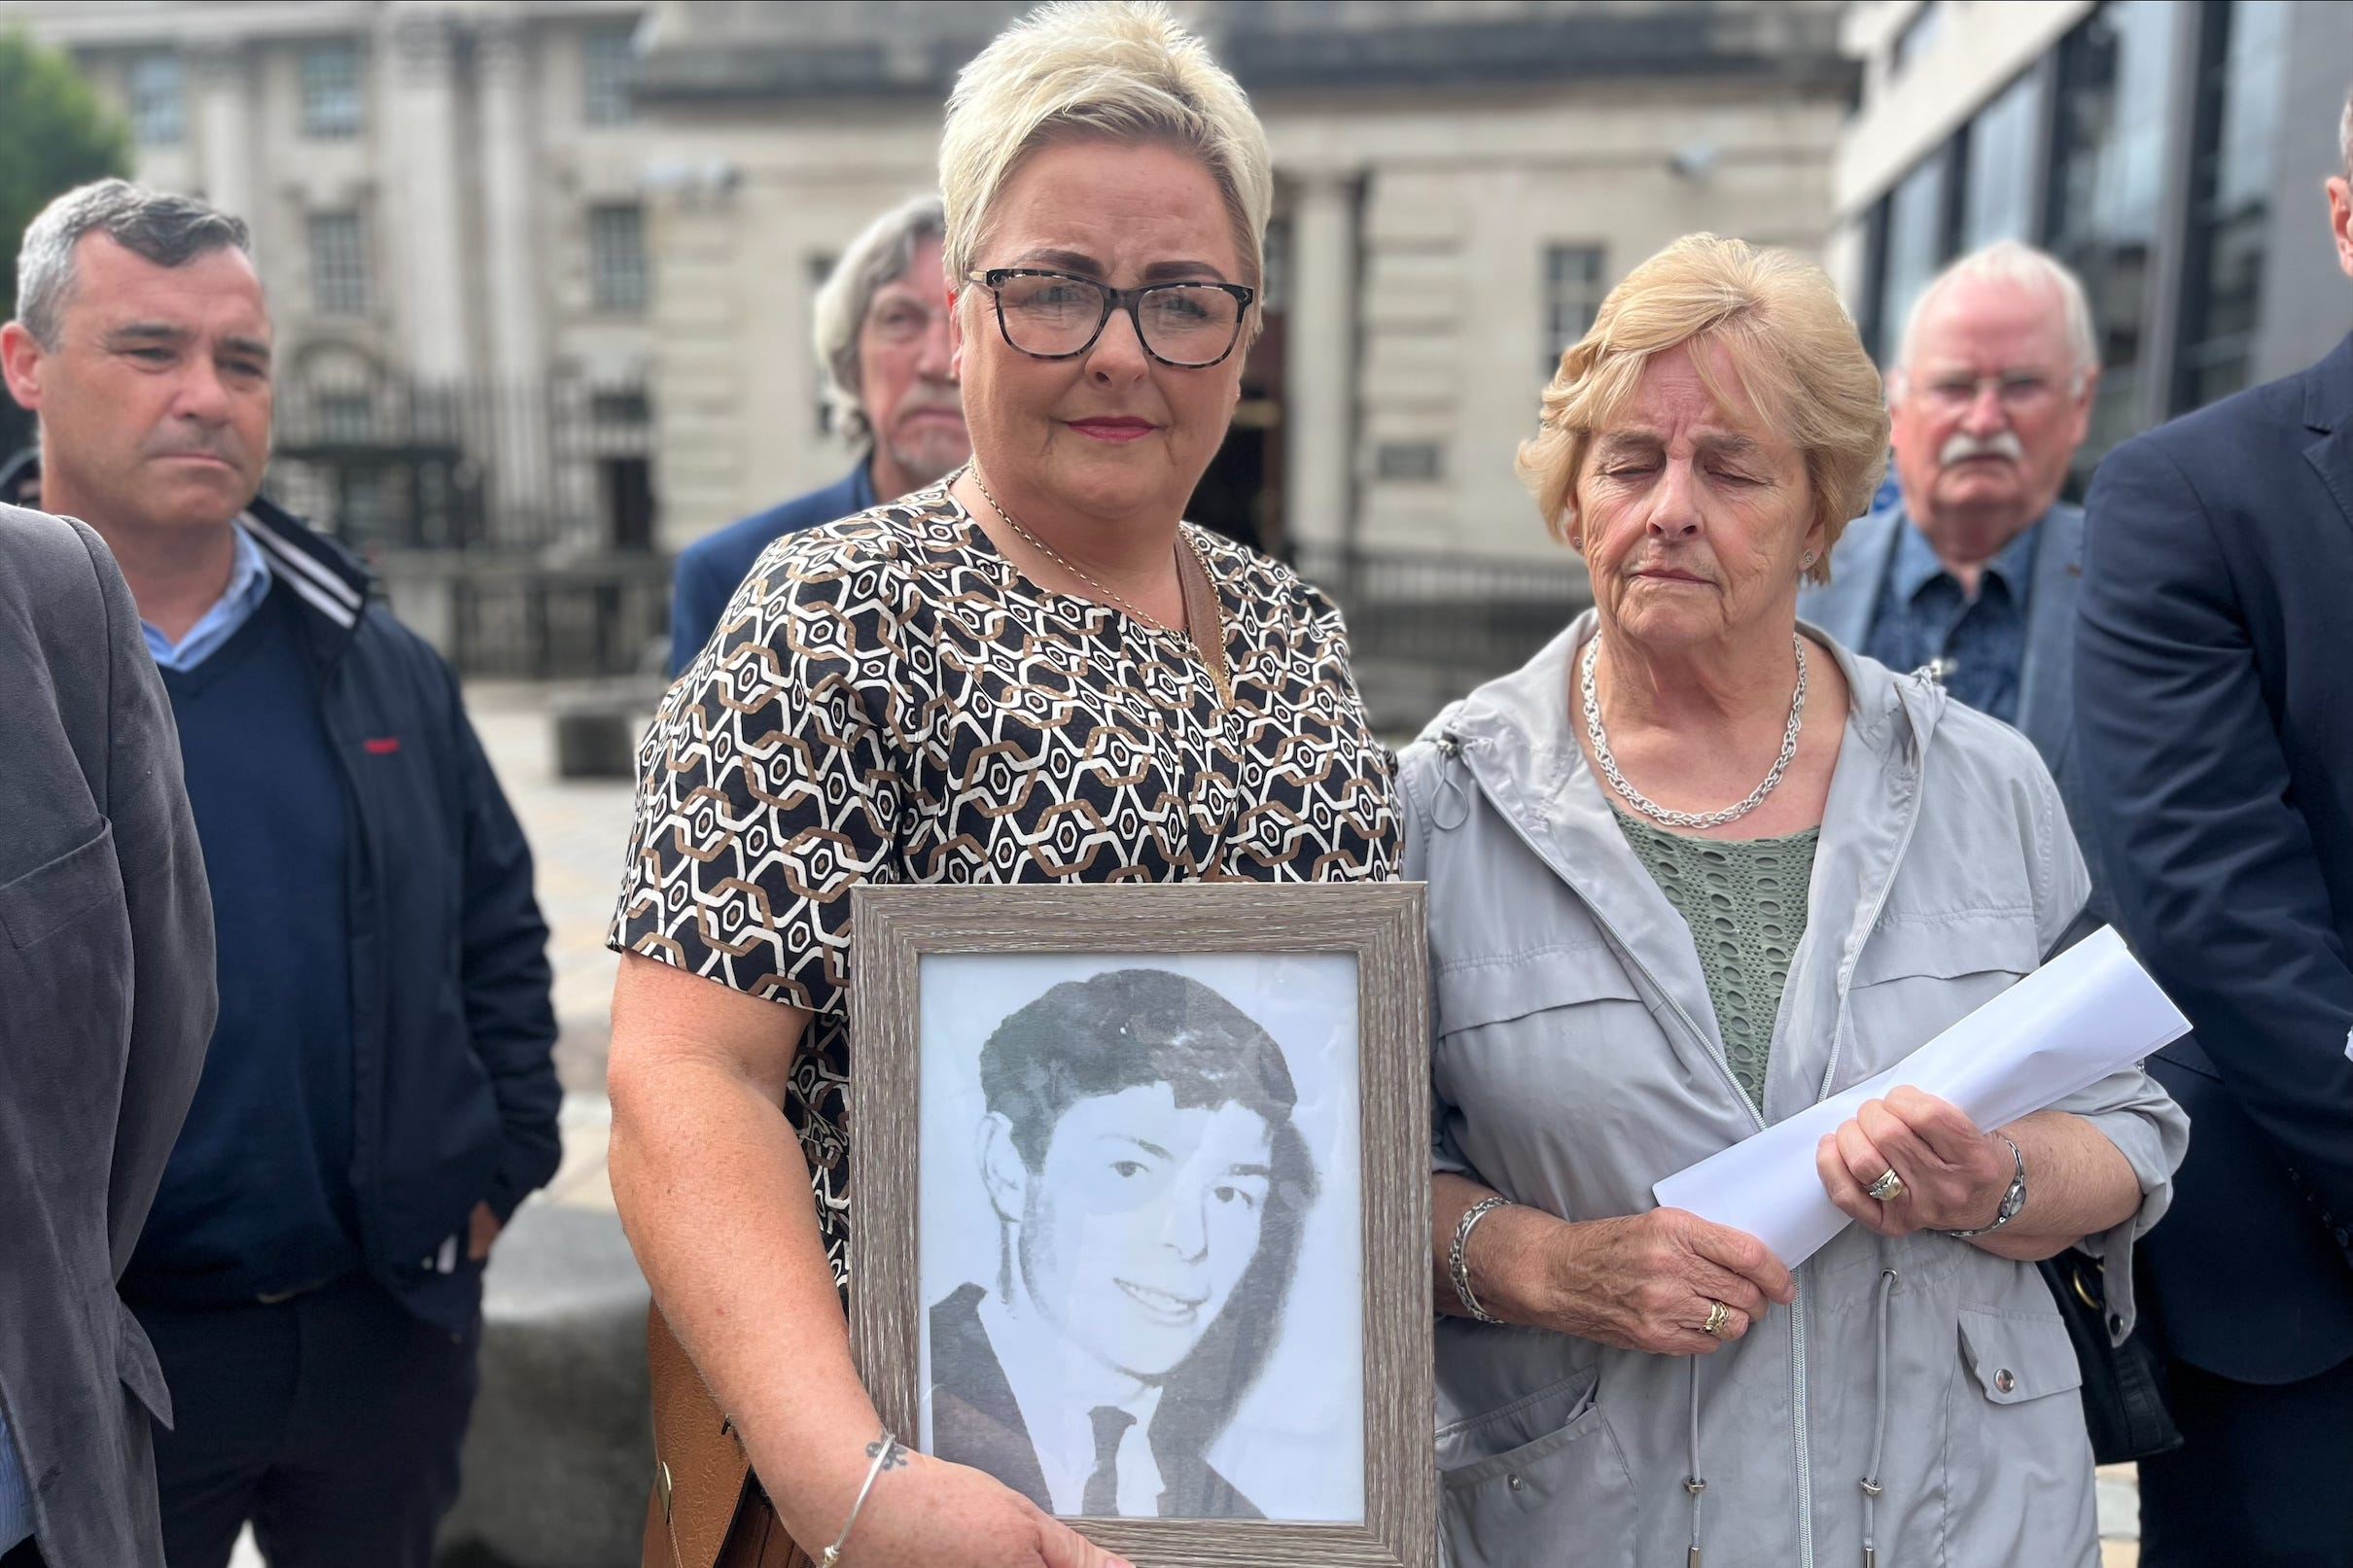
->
[[851, 883, 1433, 1568]]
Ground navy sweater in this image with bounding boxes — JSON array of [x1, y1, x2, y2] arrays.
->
[[128, 586, 363, 1302]]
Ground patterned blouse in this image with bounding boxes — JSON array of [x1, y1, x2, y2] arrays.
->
[[608, 485, 1399, 1284]]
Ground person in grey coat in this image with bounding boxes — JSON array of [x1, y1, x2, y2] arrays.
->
[[1398, 235, 2187, 1568], [0, 503, 215, 1568]]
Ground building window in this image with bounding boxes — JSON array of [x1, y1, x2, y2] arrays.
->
[[2046, 0, 2186, 467], [584, 26, 637, 126], [300, 40, 365, 139], [308, 212, 369, 316], [2173, 0, 2293, 414], [315, 392, 375, 444], [1892, 2, 1944, 76], [1542, 245, 1605, 375], [588, 204, 648, 315], [1375, 440, 1445, 482], [1960, 69, 2043, 252], [128, 52, 184, 146], [1876, 148, 1952, 366]]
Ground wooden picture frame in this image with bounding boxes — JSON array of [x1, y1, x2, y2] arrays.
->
[[850, 882, 1433, 1568]]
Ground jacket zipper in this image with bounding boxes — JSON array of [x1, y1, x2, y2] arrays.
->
[[1792, 738, 1926, 1568]]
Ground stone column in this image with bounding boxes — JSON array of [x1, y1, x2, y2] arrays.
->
[[1283, 170, 1360, 564], [384, 10, 472, 383], [191, 43, 255, 225], [476, 14, 552, 533]]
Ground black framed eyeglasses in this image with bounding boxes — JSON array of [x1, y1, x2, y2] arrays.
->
[[965, 267, 1256, 367]]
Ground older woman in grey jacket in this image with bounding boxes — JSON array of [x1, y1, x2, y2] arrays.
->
[[1397, 234, 2187, 1568]]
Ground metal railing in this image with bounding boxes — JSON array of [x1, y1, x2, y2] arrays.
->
[[1294, 541, 1592, 676], [267, 374, 657, 554]]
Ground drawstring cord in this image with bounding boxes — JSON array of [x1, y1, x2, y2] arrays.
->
[[1685, 1354, 1706, 1568], [1431, 733, 1471, 829], [1859, 1259, 1899, 1568]]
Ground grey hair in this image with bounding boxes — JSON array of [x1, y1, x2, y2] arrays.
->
[[812, 192, 946, 450], [1892, 239, 2098, 395], [16, 179, 252, 349], [2340, 82, 2351, 180]]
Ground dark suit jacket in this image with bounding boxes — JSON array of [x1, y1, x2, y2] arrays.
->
[[0, 505, 215, 1566], [2076, 331, 2353, 1383], [667, 461, 876, 676], [928, 1284, 1260, 1520]]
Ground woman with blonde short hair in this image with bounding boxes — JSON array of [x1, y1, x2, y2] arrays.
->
[[606, 5, 1392, 1567], [1397, 234, 2187, 1566]]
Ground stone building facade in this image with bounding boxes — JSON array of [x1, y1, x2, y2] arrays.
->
[[1, 0, 663, 556], [627, 0, 1857, 564]]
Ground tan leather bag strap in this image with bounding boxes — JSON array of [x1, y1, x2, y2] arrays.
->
[[643, 1304, 811, 1568]]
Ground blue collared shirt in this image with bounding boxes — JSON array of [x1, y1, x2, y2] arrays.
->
[[1863, 515, 2042, 725], [144, 523, 273, 672]]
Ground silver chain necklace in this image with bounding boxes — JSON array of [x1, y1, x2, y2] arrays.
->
[[1579, 633, 1808, 830], [966, 462, 1179, 633]]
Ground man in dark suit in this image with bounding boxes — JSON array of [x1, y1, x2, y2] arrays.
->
[[667, 193, 967, 674], [929, 969, 1318, 1521], [1802, 242, 2099, 824], [2074, 94, 2353, 1565], [0, 503, 215, 1568]]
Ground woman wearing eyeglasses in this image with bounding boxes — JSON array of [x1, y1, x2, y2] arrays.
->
[[606, 6, 1394, 1567]]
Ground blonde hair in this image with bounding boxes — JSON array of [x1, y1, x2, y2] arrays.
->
[[1518, 234, 1888, 586], [939, 1, 1273, 288]]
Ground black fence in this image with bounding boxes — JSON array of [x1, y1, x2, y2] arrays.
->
[[445, 561, 673, 682], [1295, 542, 1592, 676], [267, 375, 657, 555]]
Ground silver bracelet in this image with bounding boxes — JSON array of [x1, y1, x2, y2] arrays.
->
[[1450, 1195, 1515, 1323], [818, 1432, 903, 1568]]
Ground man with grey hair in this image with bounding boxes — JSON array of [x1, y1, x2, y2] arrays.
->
[[667, 192, 966, 674], [1802, 240, 2099, 773], [1, 179, 560, 1568], [2075, 86, 2353, 1565]]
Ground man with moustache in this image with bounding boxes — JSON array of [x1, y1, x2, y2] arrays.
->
[[0, 181, 559, 1568], [1801, 241, 2099, 819], [667, 193, 968, 675]]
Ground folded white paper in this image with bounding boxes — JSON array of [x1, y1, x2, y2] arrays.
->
[[1652, 926, 2190, 1268]]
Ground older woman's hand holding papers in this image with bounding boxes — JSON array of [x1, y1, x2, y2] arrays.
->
[[1815, 1089, 2142, 1262]]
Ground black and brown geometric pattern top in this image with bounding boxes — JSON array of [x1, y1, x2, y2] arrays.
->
[[608, 485, 1398, 1285]]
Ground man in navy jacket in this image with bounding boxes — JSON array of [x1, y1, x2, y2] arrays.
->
[[0, 182, 558, 1568], [667, 193, 966, 675], [2075, 98, 2353, 1565]]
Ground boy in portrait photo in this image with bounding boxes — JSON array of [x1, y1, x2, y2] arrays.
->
[[927, 967, 1318, 1519]]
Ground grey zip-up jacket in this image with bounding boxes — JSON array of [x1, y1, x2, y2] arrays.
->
[[1397, 614, 2187, 1568]]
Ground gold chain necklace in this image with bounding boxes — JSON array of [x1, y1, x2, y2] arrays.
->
[[966, 462, 1177, 631]]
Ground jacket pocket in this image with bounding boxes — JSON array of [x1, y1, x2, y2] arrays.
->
[[1852, 914, 2039, 987], [1435, 943, 1638, 1036], [115, 1296, 173, 1427], [1945, 1304, 2100, 1561], [1957, 1305, 2083, 1405], [1437, 1371, 1635, 1568], [0, 821, 118, 948]]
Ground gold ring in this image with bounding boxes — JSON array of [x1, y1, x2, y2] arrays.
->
[[1702, 1300, 1732, 1339], [1867, 1169, 1906, 1202]]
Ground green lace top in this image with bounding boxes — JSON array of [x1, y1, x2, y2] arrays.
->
[[1610, 807, 1820, 1114]]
